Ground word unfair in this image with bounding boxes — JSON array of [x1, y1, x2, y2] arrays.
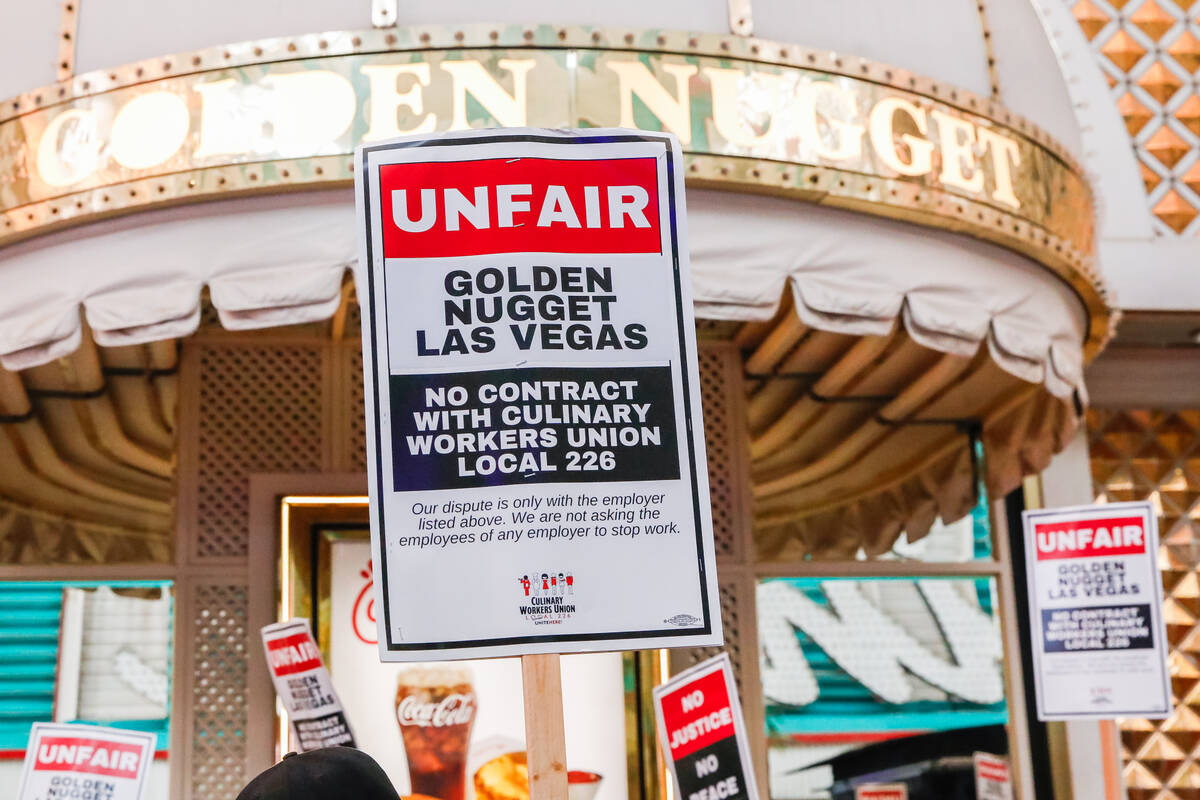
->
[[29, 54, 1024, 211]]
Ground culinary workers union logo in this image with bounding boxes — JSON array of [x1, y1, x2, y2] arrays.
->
[[518, 569, 577, 625]]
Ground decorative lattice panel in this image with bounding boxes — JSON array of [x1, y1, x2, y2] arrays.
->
[[699, 343, 747, 563], [195, 345, 325, 559], [189, 583, 249, 799], [1074, 0, 1200, 234], [669, 579, 747, 694], [1088, 409, 1200, 799], [347, 345, 367, 472]]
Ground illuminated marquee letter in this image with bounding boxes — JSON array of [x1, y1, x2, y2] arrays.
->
[[796, 81, 864, 161], [441, 59, 535, 130], [110, 91, 189, 170], [702, 66, 783, 149], [361, 63, 435, 140], [930, 109, 984, 195], [36, 108, 102, 187], [263, 71, 356, 154], [978, 127, 1022, 209], [608, 60, 698, 146], [868, 96, 934, 177], [195, 79, 255, 158]]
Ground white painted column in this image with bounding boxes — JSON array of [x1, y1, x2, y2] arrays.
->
[[1039, 431, 1126, 800]]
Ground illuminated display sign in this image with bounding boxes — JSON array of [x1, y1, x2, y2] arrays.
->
[[757, 577, 1007, 799], [11, 50, 1037, 209], [0, 26, 1095, 305]]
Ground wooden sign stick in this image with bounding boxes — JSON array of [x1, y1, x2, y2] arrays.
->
[[522, 653, 569, 800]]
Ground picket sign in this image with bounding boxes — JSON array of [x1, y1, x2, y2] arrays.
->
[[854, 785, 907, 800], [352, 129, 721, 659], [261, 619, 356, 751], [17, 722, 156, 800], [353, 127, 721, 800], [652, 653, 759, 800], [1021, 500, 1171, 719], [973, 752, 1013, 800]]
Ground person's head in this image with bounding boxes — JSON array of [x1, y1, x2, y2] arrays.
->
[[558, 573, 564, 580], [521, 574, 527, 580], [541, 573, 548, 580], [237, 747, 399, 800]]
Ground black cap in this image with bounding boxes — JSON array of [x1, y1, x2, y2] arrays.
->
[[237, 747, 400, 800]]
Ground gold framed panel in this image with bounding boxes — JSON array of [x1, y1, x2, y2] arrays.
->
[[0, 24, 1109, 358], [277, 494, 669, 800]]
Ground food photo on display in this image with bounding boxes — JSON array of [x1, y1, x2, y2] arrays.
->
[[244, 662, 604, 800], [393, 665, 603, 800]]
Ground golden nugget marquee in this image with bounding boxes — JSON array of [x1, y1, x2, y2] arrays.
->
[[0, 13, 1118, 800], [1, 26, 1105, 349]]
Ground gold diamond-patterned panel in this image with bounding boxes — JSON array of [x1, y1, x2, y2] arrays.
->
[[194, 344, 325, 559], [189, 583, 249, 800], [669, 578, 746, 694], [1074, 0, 1200, 236], [1088, 409, 1200, 798]]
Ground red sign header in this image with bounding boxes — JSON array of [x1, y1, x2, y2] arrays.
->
[[658, 669, 736, 760], [266, 631, 323, 676], [1033, 515, 1147, 560], [33, 736, 143, 779], [975, 755, 1009, 782], [379, 156, 661, 258], [856, 789, 907, 800]]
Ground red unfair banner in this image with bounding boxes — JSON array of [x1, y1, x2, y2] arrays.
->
[[379, 156, 662, 258], [32, 736, 144, 779], [658, 668, 736, 760], [1033, 515, 1147, 560], [266, 631, 323, 676], [856, 788, 907, 800]]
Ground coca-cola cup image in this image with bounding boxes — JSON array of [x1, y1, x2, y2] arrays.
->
[[395, 666, 477, 800]]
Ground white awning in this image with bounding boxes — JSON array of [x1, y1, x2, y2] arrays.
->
[[0, 188, 1089, 407]]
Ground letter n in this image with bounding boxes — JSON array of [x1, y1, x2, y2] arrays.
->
[[441, 59, 535, 130], [607, 60, 698, 145]]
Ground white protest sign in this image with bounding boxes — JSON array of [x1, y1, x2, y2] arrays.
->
[[1022, 500, 1171, 719], [973, 752, 1012, 800], [653, 653, 759, 800], [18, 722, 155, 800], [354, 127, 721, 661], [261, 619, 356, 750]]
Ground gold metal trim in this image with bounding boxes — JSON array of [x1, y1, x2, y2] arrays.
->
[[0, 24, 1110, 359]]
